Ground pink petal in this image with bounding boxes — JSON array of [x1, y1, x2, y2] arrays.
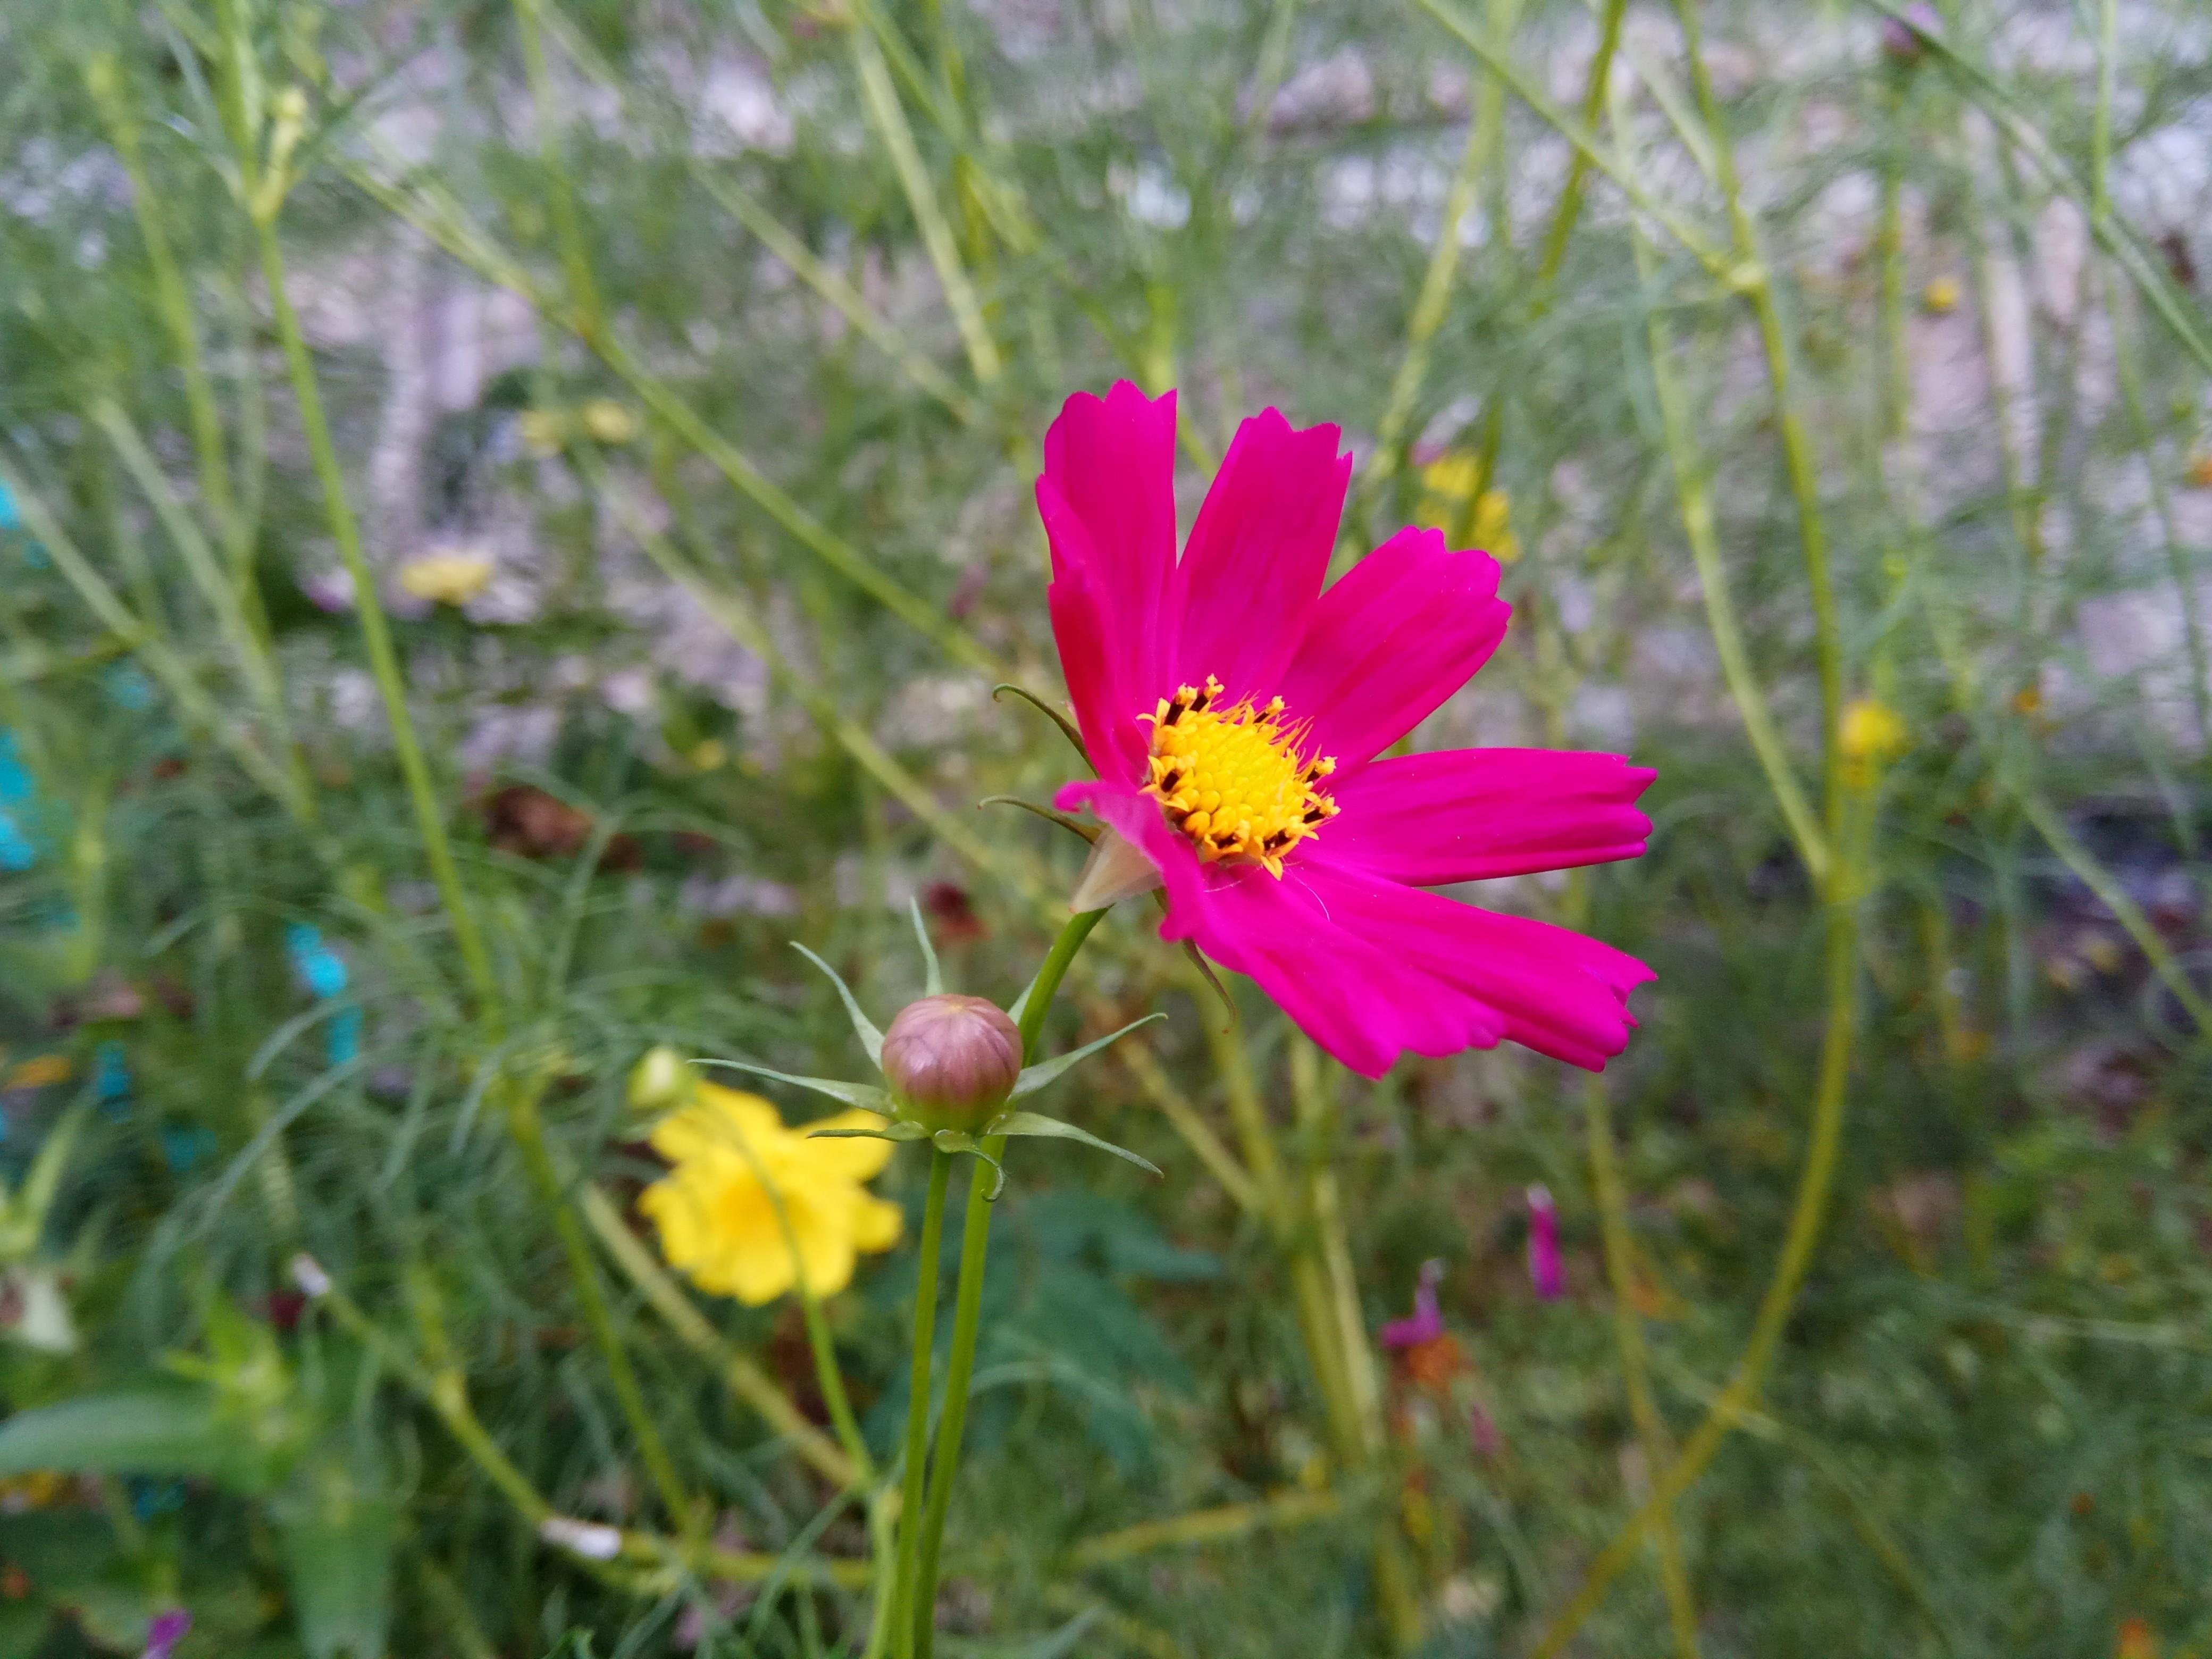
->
[[1199, 860, 1650, 1076], [1038, 383, 1180, 729], [1323, 748, 1656, 885], [1171, 409, 1349, 699], [1277, 527, 1509, 766], [1047, 557, 1149, 782]]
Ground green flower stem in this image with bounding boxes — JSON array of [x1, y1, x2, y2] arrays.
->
[[1531, 883, 1861, 1658], [893, 1149, 954, 1658], [580, 1185, 858, 1488], [1207, 1008, 1422, 1652], [906, 907, 1105, 1658], [1583, 1071, 1702, 1658], [1671, 0, 1843, 833]]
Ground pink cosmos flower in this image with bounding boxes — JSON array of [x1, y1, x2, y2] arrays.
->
[[1380, 1258, 1446, 1350], [1041, 382, 1655, 1077]]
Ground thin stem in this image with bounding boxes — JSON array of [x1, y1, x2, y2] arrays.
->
[[1531, 885, 1860, 1656], [1583, 1074, 1702, 1657], [908, 907, 1105, 1658], [849, 27, 1003, 386], [893, 1150, 953, 1657], [245, 208, 496, 1008], [580, 1185, 857, 1488], [1672, 0, 1844, 835], [1464, 0, 1627, 502]]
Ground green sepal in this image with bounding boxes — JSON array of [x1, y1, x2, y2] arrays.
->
[[808, 1121, 931, 1144], [790, 943, 884, 1066], [978, 795, 1100, 844], [693, 1058, 892, 1115], [985, 1111, 1163, 1178], [907, 897, 944, 995], [1010, 1013, 1166, 1099], [929, 1129, 1007, 1200], [990, 683, 1093, 773]]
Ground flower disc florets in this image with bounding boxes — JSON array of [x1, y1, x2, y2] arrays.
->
[[880, 994, 1024, 1131]]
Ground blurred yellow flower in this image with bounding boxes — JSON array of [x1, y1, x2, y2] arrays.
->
[[397, 551, 495, 606], [581, 399, 639, 445], [0, 1471, 66, 1514], [2186, 448, 2212, 490], [1415, 456, 1519, 562], [639, 1082, 902, 1306], [1922, 275, 1961, 314], [2, 1055, 71, 1090], [1839, 699, 1907, 762], [517, 409, 568, 456]]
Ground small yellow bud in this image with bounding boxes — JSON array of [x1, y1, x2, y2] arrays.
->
[[517, 408, 567, 456], [272, 87, 309, 126], [1839, 699, 1908, 763], [2186, 448, 2212, 490], [1922, 275, 1961, 315], [627, 1045, 693, 1112], [396, 550, 495, 606], [581, 399, 638, 445]]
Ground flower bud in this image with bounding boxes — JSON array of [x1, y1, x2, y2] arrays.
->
[[627, 1044, 692, 1112], [879, 994, 1023, 1130]]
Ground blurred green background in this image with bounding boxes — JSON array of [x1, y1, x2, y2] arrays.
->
[[3, 0, 2212, 1654]]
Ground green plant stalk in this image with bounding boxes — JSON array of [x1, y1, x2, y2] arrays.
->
[[581, 1185, 857, 1487], [512, 0, 602, 340], [1531, 884, 1861, 1656], [1858, 0, 2212, 378], [1626, 203, 1829, 882], [1671, 0, 1843, 833], [343, 153, 1001, 680], [242, 221, 495, 1008], [893, 1149, 954, 1659], [849, 27, 1003, 387], [234, 68, 697, 1528], [907, 907, 1106, 1658], [0, 463, 301, 814], [1583, 1071, 1701, 1658], [1070, 1489, 1341, 1568], [1462, 0, 1626, 504], [87, 57, 251, 615], [2102, 273, 2210, 754], [1203, 1009, 1421, 1652]]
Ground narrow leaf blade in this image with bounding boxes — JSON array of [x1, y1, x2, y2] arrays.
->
[[791, 943, 884, 1066], [1010, 1013, 1167, 1099], [693, 1059, 892, 1115], [988, 1112, 1163, 1179], [908, 898, 943, 995]]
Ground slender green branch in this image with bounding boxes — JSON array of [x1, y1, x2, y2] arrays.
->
[[893, 1150, 954, 1657], [1531, 889, 1860, 1656], [1671, 0, 1843, 833], [849, 27, 1003, 387], [1583, 1074, 1702, 1658], [580, 1185, 858, 1488]]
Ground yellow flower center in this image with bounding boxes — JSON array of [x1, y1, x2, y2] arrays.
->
[[1142, 676, 1337, 878]]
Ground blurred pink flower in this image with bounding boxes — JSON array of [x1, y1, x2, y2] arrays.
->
[[1380, 1258, 1445, 1350], [1527, 1184, 1564, 1301], [142, 1609, 190, 1659], [1042, 382, 1653, 1077]]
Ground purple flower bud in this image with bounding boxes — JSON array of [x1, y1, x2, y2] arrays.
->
[[142, 1609, 190, 1659], [1881, 3, 1941, 67], [1380, 1258, 1446, 1350], [1527, 1184, 1563, 1301], [879, 994, 1023, 1130]]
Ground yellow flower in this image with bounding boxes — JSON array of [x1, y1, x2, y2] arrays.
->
[[517, 408, 568, 456], [639, 1082, 903, 1306], [1840, 698, 1908, 789], [581, 399, 639, 445], [1839, 698, 1908, 762], [2, 1055, 71, 1090], [397, 551, 495, 606], [1922, 275, 1961, 314], [1415, 457, 1519, 562]]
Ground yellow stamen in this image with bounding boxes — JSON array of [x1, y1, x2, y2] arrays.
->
[[1139, 675, 1337, 878]]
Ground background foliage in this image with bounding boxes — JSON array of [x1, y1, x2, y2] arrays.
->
[[2, 0, 2211, 1654]]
